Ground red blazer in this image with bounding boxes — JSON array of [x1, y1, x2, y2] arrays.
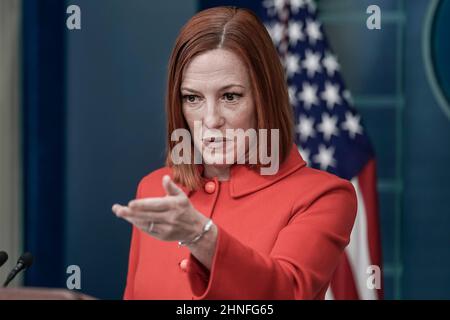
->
[[124, 144, 357, 300]]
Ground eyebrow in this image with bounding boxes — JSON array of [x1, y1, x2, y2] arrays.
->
[[180, 84, 246, 94]]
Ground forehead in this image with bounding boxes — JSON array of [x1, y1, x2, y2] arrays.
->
[[182, 49, 250, 87]]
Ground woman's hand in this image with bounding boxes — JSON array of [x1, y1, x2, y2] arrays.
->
[[112, 175, 209, 242]]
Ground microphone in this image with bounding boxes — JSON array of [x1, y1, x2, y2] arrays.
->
[[2, 252, 34, 288], [0, 251, 8, 268]]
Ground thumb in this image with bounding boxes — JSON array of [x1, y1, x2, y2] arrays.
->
[[162, 175, 183, 196]]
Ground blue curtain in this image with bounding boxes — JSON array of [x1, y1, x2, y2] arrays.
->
[[21, 0, 67, 287]]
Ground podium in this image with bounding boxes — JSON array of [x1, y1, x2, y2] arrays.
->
[[0, 288, 96, 300]]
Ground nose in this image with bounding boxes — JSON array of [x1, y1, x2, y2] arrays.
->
[[203, 100, 224, 129]]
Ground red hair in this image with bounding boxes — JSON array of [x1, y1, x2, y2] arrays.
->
[[165, 6, 294, 190]]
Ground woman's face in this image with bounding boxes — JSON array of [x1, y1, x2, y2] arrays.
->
[[181, 49, 256, 166]]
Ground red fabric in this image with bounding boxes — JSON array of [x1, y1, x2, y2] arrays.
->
[[329, 252, 360, 299], [357, 159, 384, 299], [123, 144, 357, 300]]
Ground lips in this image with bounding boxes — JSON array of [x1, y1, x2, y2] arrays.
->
[[202, 136, 229, 148], [203, 136, 226, 142]]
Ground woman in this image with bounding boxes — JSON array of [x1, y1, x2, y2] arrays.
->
[[112, 6, 357, 300]]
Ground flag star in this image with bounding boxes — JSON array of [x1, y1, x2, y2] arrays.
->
[[302, 49, 322, 77], [262, 0, 287, 17], [313, 144, 336, 170], [305, 19, 322, 45], [288, 85, 298, 105], [298, 146, 311, 166], [298, 82, 319, 109], [341, 112, 363, 139], [285, 52, 301, 78], [321, 81, 342, 109], [296, 115, 316, 142], [304, 0, 317, 12], [290, 0, 306, 14], [288, 21, 304, 46], [322, 52, 340, 76], [265, 22, 285, 45], [317, 113, 339, 141]]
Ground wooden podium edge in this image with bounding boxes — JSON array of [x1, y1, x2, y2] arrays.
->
[[0, 287, 97, 300]]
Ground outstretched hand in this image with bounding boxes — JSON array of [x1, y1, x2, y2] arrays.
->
[[112, 175, 208, 242]]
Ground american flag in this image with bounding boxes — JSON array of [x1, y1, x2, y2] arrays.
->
[[260, 0, 384, 299]]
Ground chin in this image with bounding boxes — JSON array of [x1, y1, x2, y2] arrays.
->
[[202, 153, 231, 166]]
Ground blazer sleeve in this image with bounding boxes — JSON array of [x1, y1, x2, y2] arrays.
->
[[186, 178, 357, 300], [123, 181, 144, 300]]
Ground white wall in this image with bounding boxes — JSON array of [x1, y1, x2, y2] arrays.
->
[[0, 0, 22, 286]]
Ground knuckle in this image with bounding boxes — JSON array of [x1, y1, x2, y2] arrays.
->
[[175, 197, 189, 208], [167, 215, 177, 225]]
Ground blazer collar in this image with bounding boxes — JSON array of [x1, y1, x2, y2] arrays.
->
[[228, 144, 306, 198], [179, 144, 306, 198]]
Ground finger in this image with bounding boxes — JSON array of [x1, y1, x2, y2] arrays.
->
[[162, 175, 184, 196], [128, 197, 174, 211], [121, 216, 155, 231], [117, 208, 168, 223], [121, 215, 143, 227], [115, 203, 150, 218], [112, 204, 130, 217], [119, 214, 158, 225], [114, 205, 154, 222], [125, 216, 163, 235], [113, 205, 143, 225]]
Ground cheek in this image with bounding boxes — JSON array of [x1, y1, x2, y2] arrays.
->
[[182, 108, 202, 144], [182, 108, 198, 129], [182, 107, 191, 123], [227, 101, 256, 130]]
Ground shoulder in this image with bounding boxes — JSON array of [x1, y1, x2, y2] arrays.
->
[[286, 166, 357, 221], [293, 166, 355, 195], [136, 166, 173, 198]]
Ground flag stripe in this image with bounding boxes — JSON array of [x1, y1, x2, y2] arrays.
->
[[355, 159, 384, 299], [328, 252, 360, 299], [345, 176, 378, 300]]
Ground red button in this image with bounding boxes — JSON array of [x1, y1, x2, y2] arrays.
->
[[179, 258, 188, 272], [204, 181, 216, 194]]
